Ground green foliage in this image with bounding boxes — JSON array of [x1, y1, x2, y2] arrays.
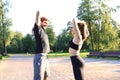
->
[[0, 0, 12, 55], [7, 32, 24, 53], [0, 53, 11, 60], [6, 22, 56, 53], [46, 24, 56, 51], [77, 0, 120, 51], [56, 20, 90, 52], [22, 34, 36, 53], [1, 0, 120, 54], [55, 28, 72, 52]]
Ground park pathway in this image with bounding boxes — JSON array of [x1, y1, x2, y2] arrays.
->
[[0, 54, 120, 80]]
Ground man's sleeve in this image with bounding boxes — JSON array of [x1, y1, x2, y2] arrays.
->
[[33, 23, 42, 36]]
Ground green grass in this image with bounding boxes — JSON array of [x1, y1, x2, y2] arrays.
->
[[0, 52, 89, 60], [48, 52, 69, 58], [102, 57, 119, 60], [80, 52, 89, 58], [22, 52, 89, 58], [48, 52, 89, 58], [0, 54, 11, 60], [1, 52, 119, 61]]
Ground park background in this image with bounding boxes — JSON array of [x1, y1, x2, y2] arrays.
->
[[0, 0, 120, 56]]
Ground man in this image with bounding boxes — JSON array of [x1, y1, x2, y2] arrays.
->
[[33, 11, 50, 80]]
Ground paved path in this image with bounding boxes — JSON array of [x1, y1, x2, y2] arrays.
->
[[0, 54, 120, 80]]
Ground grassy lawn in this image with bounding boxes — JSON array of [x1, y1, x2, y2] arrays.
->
[[48, 52, 89, 58], [0, 54, 11, 60], [0, 52, 90, 60], [1, 52, 119, 60]]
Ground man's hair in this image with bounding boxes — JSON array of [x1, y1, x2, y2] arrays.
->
[[40, 17, 48, 22], [77, 21, 87, 40]]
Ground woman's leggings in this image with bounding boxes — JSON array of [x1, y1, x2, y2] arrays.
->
[[70, 55, 84, 80]]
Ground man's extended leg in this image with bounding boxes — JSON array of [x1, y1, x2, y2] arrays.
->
[[43, 56, 50, 80]]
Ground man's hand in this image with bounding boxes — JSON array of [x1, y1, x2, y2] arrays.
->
[[35, 11, 40, 26], [36, 11, 40, 18]]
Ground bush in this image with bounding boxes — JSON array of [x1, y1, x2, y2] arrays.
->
[[0, 55, 2, 60]]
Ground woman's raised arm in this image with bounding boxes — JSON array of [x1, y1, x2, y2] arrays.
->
[[72, 18, 82, 40]]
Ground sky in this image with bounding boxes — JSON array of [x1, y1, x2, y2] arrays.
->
[[8, 0, 79, 36], [8, 0, 120, 36]]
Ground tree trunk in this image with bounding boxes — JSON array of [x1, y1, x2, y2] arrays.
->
[[1, 1, 7, 56], [88, 21, 94, 51]]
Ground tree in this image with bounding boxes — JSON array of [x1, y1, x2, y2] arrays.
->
[[77, 0, 98, 51], [22, 34, 35, 53], [56, 29, 71, 52], [6, 29, 15, 46], [77, 0, 120, 51], [56, 22, 73, 52], [7, 32, 23, 53], [117, 29, 120, 49], [0, 0, 12, 55], [46, 23, 56, 52]]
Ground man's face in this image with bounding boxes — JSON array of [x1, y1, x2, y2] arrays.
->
[[41, 20, 49, 28]]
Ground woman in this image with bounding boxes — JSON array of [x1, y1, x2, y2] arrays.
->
[[69, 18, 89, 80]]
